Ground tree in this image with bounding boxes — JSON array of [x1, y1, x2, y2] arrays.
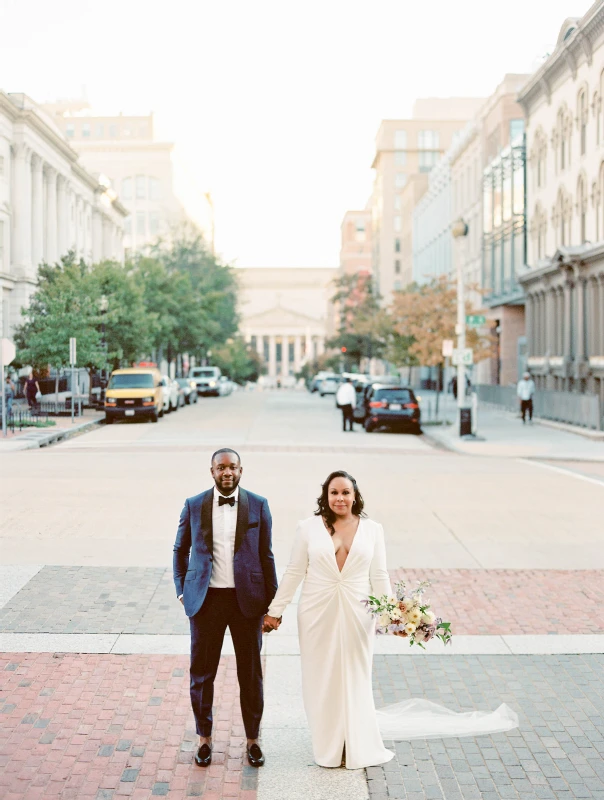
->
[[211, 338, 263, 385], [391, 276, 494, 411], [329, 272, 388, 367], [14, 254, 105, 400]]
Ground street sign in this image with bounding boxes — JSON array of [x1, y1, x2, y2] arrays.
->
[[69, 337, 77, 365], [1, 338, 16, 365], [442, 339, 454, 357], [466, 314, 486, 327], [452, 348, 474, 366]]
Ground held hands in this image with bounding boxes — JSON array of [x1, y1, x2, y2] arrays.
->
[[262, 614, 281, 633]]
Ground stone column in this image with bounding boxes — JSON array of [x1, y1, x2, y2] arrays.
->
[[599, 276, 604, 355], [57, 176, 68, 257], [282, 335, 290, 377], [255, 334, 263, 359], [11, 144, 32, 271], [575, 269, 586, 365], [269, 335, 276, 378], [45, 168, 58, 264], [294, 335, 302, 373], [563, 278, 572, 361], [92, 210, 103, 263], [31, 156, 44, 270]]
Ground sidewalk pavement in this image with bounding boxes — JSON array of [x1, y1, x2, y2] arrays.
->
[[0, 410, 104, 452], [420, 396, 604, 460]]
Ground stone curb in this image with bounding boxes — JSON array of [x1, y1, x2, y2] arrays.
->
[[0, 417, 103, 452]]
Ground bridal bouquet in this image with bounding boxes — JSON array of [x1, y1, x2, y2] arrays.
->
[[364, 579, 452, 647]]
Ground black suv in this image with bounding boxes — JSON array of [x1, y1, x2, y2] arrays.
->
[[363, 385, 421, 434]]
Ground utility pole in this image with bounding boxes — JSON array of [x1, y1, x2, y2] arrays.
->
[[452, 219, 470, 436]]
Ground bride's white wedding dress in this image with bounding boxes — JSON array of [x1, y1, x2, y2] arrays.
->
[[267, 516, 519, 770]]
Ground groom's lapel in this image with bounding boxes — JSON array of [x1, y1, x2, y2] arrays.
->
[[200, 490, 213, 554], [234, 488, 249, 554]]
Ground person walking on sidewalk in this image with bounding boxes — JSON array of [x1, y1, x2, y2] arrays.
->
[[172, 448, 278, 769], [4, 376, 15, 418], [517, 371, 536, 424], [336, 377, 356, 432]]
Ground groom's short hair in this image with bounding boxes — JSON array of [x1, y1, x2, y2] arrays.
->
[[211, 447, 241, 465]]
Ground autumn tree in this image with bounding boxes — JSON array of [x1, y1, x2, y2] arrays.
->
[[329, 272, 388, 367]]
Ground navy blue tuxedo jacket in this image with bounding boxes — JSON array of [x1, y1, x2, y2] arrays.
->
[[172, 487, 278, 619]]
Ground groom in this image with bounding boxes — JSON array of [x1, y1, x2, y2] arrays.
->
[[173, 448, 278, 767]]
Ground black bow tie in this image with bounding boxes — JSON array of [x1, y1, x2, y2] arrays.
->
[[218, 495, 236, 507]]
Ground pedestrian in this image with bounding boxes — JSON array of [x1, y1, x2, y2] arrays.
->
[[336, 377, 356, 432], [4, 375, 15, 417], [173, 448, 278, 769], [517, 371, 536, 423], [25, 372, 41, 410]]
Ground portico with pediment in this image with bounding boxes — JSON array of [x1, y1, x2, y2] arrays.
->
[[236, 267, 337, 379]]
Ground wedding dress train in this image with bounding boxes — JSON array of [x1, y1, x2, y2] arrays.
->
[[267, 516, 518, 770]]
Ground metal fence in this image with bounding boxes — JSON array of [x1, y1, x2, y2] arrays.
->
[[0, 406, 51, 433], [476, 384, 602, 430]]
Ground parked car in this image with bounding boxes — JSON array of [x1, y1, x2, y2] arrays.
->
[[363, 385, 421, 434], [218, 375, 234, 396], [190, 366, 222, 396], [104, 367, 163, 424], [352, 377, 372, 421], [319, 376, 339, 396], [161, 375, 180, 413], [176, 378, 198, 405], [310, 371, 333, 393]]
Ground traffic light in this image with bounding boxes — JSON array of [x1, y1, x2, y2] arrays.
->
[[341, 346, 347, 353]]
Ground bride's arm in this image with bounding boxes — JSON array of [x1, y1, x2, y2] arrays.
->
[[369, 523, 392, 598], [266, 522, 309, 618]]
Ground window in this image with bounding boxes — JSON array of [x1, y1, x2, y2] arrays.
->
[[394, 151, 407, 166], [121, 177, 133, 200], [394, 238, 400, 253], [66, 123, 75, 138], [577, 175, 587, 243], [394, 196, 401, 211], [510, 119, 524, 142], [578, 89, 588, 156], [124, 217, 132, 235], [419, 151, 439, 170], [394, 130, 407, 149], [109, 124, 118, 137], [149, 177, 161, 201], [95, 123, 104, 138], [394, 216, 401, 232], [418, 130, 439, 149], [354, 220, 365, 242], [82, 123, 91, 138], [136, 211, 146, 236], [394, 259, 401, 274], [149, 211, 160, 235], [395, 173, 407, 189], [135, 175, 146, 200]]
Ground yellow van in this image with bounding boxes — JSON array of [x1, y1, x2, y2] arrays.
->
[[104, 367, 163, 424]]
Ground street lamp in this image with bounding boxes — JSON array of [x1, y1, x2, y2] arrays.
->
[[99, 294, 108, 404], [451, 219, 470, 436]]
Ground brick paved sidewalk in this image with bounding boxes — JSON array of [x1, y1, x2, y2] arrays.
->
[[370, 653, 604, 800], [0, 653, 258, 800], [2, 566, 603, 637]]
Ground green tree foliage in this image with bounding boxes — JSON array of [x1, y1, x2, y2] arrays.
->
[[328, 272, 388, 365], [211, 338, 263, 385]]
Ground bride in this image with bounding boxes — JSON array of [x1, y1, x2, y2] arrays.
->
[[263, 470, 518, 770]]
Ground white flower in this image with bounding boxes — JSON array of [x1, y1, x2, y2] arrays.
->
[[387, 595, 398, 606], [391, 608, 403, 620], [408, 607, 422, 624], [379, 612, 392, 627], [404, 622, 417, 635], [422, 610, 435, 624]]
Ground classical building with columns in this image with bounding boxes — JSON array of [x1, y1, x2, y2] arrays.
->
[[0, 92, 126, 338], [518, 9, 604, 402], [237, 267, 337, 380]]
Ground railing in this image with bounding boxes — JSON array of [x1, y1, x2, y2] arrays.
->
[[0, 407, 51, 433], [476, 384, 602, 430]]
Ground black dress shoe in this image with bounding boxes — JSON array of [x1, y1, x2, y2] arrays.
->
[[247, 742, 265, 767], [194, 743, 212, 767]]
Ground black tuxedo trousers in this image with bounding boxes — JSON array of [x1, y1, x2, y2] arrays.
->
[[189, 588, 263, 738]]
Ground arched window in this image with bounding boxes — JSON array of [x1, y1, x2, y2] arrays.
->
[[593, 90, 601, 146], [578, 87, 588, 156], [577, 174, 587, 243], [592, 180, 600, 242], [532, 128, 547, 189], [121, 177, 132, 200]]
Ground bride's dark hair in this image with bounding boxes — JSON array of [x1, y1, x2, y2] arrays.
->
[[315, 470, 366, 535]]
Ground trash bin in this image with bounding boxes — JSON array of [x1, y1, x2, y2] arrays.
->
[[459, 407, 472, 437]]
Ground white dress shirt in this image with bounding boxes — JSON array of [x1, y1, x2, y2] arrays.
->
[[336, 382, 356, 408], [517, 379, 535, 401], [209, 486, 239, 588]]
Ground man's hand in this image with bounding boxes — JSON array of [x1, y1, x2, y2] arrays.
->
[[262, 614, 281, 633], [178, 596, 184, 605]]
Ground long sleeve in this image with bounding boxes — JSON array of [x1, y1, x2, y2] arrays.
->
[[259, 498, 279, 609], [267, 522, 309, 617], [369, 523, 392, 599], [172, 499, 192, 597]]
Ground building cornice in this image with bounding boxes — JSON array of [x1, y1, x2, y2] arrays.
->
[[518, 3, 604, 112]]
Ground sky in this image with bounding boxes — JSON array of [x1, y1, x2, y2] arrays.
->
[[0, 0, 595, 268]]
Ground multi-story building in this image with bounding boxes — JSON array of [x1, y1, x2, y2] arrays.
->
[[518, 8, 604, 404], [412, 152, 453, 284], [339, 207, 372, 276], [0, 92, 126, 338], [43, 99, 188, 256], [239, 267, 337, 381], [370, 98, 484, 303]]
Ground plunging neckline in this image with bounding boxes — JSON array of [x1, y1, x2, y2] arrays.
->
[[322, 516, 361, 573]]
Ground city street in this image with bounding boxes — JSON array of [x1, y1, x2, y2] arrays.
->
[[1, 390, 604, 800]]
